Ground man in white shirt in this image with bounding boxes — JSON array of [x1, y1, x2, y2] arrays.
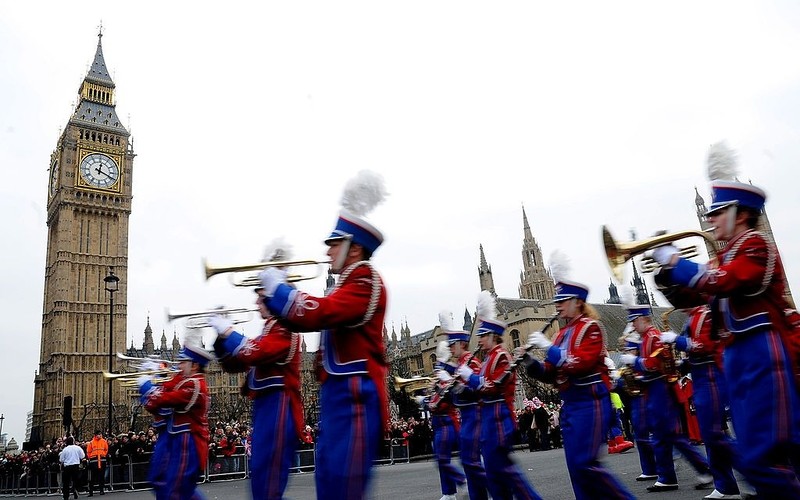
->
[[59, 436, 85, 500]]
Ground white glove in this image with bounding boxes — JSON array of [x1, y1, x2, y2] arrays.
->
[[604, 357, 616, 371], [139, 360, 161, 372], [619, 353, 637, 366], [651, 245, 679, 266], [435, 340, 451, 363], [526, 331, 552, 350], [136, 375, 151, 388], [436, 369, 453, 383], [457, 364, 473, 381], [414, 395, 426, 406], [207, 314, 234, 334], [660, 331, 678, 343], [258, 267, 288, 297]]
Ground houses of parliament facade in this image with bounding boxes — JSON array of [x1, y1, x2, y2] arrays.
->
[[29, 32, 790, 445]]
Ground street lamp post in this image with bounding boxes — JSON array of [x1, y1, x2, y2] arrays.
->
[[104, 268, 120, 436], [0, 413, 5, 451]]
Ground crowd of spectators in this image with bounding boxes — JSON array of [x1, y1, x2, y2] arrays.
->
[[1, 402, 565, 493]]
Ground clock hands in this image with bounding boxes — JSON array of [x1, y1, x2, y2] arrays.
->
[[95, 165, 115, 179]]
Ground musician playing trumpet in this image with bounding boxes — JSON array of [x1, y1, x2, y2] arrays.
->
[[618, 305, 711, 492], [209, 244, 303, 500], [515, 268, 634, 500], [138, 343, 212, 500]]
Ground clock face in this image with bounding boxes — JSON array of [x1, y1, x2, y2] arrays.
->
[[49, 159, 59, 198], [79, 153, 119, 189]]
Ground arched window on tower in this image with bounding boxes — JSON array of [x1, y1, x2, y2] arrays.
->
[[511, 329, 520, 348]]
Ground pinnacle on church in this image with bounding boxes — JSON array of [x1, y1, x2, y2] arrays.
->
[[143, 315, 155, 354], [172, 330, 180, 351], [463, 307, 473, 332], [160, 330, 168, 351]]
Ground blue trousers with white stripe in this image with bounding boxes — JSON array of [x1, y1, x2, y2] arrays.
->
[[630, 394, 657, 476], [432, 414, 465, 495], [560, 384, 635, 500], [725, 330, 800, 498], [315, 375, 382, 500], [148, 427, 169, 500], [479, 401, 541, 500], [250, 390, 298, 500], [458, 406, 488, 500], [164, 432, 204, 500], [691, 362, 739, 495]]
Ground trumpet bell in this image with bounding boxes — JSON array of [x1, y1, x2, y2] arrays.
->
[[603, 225, 716, 282], [393, 376, 434, 393]]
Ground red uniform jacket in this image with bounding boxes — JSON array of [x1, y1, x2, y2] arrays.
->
[[540, 315, 610, 391], [267, 261, 389, 431], [678, 306, 725, 369], [633, 326, 669, 382], [142, 373, 210, 470], [478, 344, 516, 422], [214, 317, 304, 439]]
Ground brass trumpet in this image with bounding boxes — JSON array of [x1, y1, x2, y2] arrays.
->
[[393, 376, 434, 393], [203, 258, 331, 286], [602, 225, 717, 282], [102, 369, 173, 381], [166, 306, 258, 324]]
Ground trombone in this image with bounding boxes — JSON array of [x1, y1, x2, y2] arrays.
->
[[602, 225, 717, 282], [203, 258, 331, 287]]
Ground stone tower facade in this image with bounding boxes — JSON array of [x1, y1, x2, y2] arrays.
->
[[33, 32, 135, 443], [518, 206, 555, 302]]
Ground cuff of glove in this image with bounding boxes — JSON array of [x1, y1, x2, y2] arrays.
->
[[545, 345, 565, 367], [675, 336, 692, 352]]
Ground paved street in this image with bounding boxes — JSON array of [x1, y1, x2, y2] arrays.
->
[[104, 446, 741, 500]]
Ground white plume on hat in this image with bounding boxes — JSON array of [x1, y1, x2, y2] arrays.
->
[[340, 170, 388, 217], [707, 141, 740, 181], [182, 329, 204, 349], [438, 310, 455, 332], [262, 237, 293, 262], [619, 284, 636, 308], [476, 290, 497, 321], [549, 250, 571, 283]]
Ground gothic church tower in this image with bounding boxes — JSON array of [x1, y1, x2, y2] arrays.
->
[[478, 244, 496, 295], [32, 31, 135, 442], [518, 206, 555, 301]]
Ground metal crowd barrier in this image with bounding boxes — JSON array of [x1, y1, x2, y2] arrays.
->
[[374, 438, 410, 466], [0, 439, 415, 496]]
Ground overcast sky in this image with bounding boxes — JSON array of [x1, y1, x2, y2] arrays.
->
[[2, 1, 800, 444]]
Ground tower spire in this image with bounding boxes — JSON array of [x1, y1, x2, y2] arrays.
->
[[518, 205, 554, 301], [478, 244, 496, 295]]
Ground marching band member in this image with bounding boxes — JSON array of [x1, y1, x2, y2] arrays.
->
[[458, 291, 542, 500], [428, 338, 466, 500], [652, 141, 800, 498], [518, 262, 635, 500], [138, 343, 212, 500], [659, 305, 740, 499], [259, 171, 388, 500], [618, 326, 659, 482], [210, 245, 304, 500], [437, 320, 489, 500], [619, 305, 712, 492], [136, 360, 174, 498]]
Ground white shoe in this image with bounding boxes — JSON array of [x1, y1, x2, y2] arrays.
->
[[438, 495, 457, 500], [703, 490, 741, 500]]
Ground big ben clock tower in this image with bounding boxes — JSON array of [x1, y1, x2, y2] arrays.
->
[[32, 31, 135, 443]]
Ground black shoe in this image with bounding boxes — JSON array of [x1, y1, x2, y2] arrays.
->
[[647, 482, 679, 492], [88, 493, 93, 497], [99, 492, 105, 496]]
